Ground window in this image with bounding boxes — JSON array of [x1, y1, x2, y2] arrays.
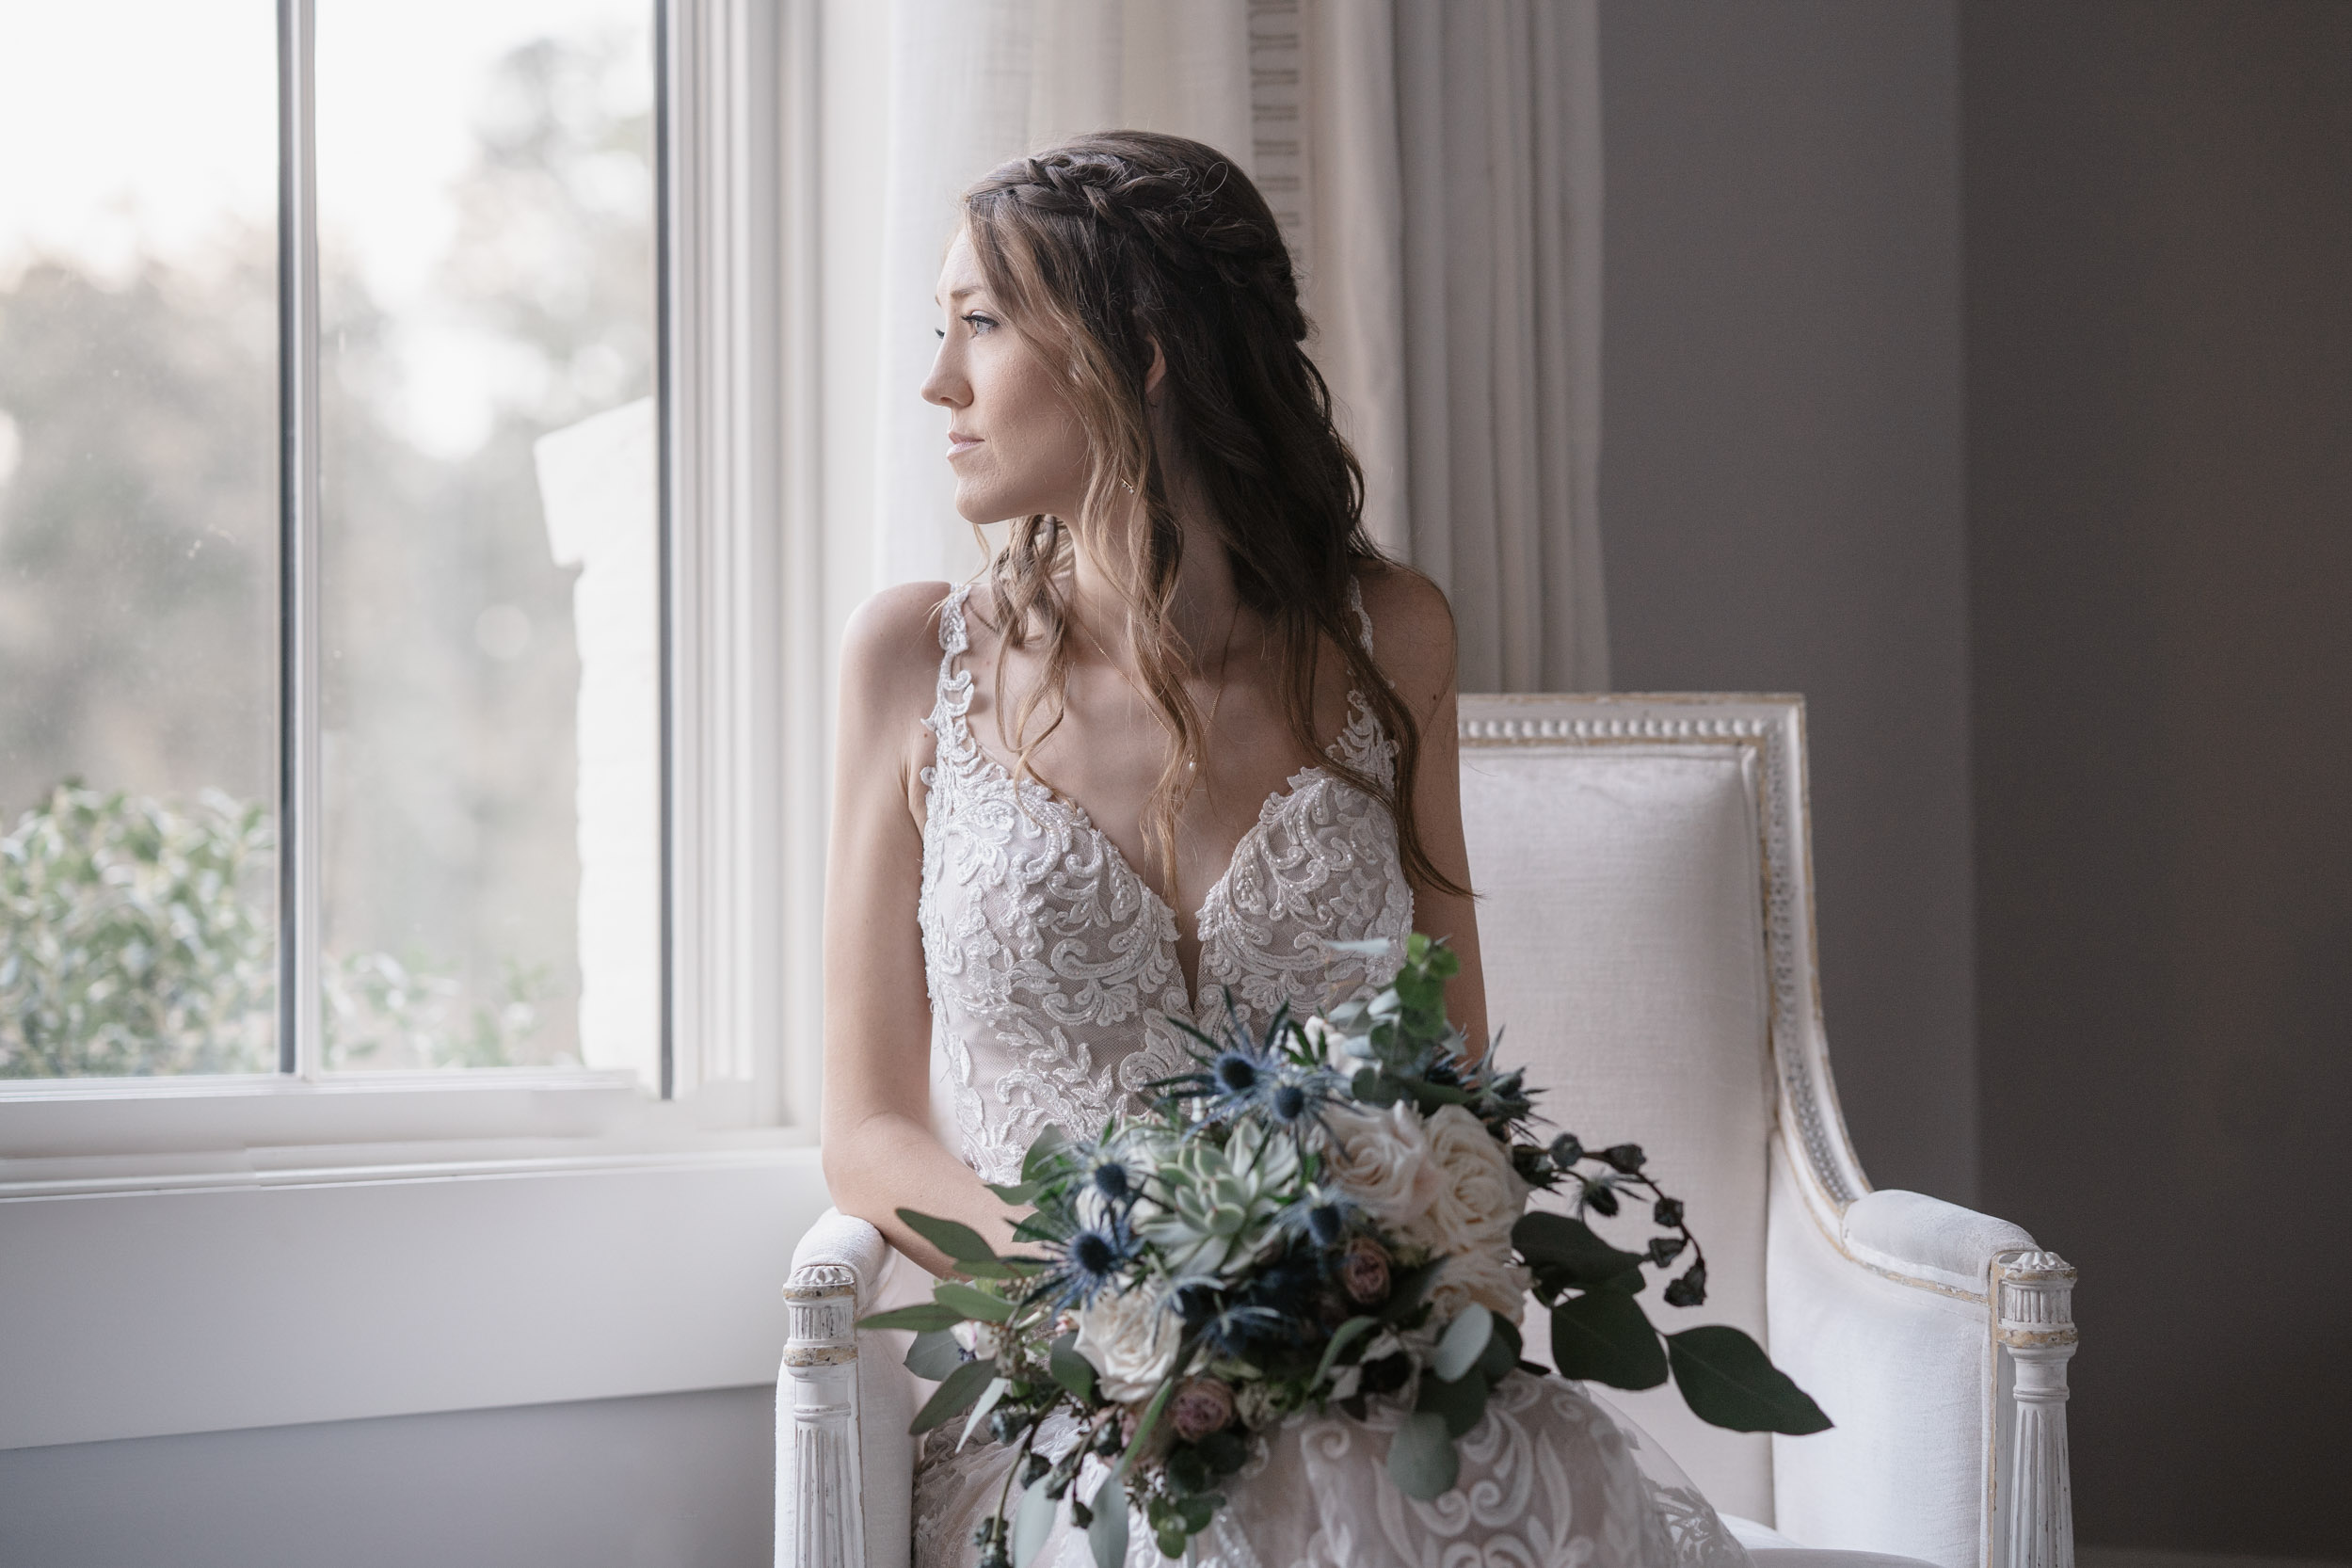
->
[[0, 0, 667, 1097]]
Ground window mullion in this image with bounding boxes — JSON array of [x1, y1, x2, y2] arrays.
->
[[278, 0, 324, 1080]]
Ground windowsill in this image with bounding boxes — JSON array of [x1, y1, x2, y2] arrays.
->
[[0, 1067, 667, 1169], [0, 1087, 833, 1452]]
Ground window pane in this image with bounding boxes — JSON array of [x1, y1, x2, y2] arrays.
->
[[0, 1, 280, 1078], [315, 0, 657, 1079]]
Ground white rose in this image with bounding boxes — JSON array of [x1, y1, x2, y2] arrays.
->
[[952, 1320, 1003, 1359], [1320, 1100, 1444, 1230], [1407, 1104, 1530, 1255], [1072, 1289, 1183, 1404], [1426, 1243, 1532, 1326]]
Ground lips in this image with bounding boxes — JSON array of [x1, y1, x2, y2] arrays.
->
[[947, 431, 983, 458]]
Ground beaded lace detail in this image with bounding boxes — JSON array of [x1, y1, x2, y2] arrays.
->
[[917, 581, 1413, 1184]]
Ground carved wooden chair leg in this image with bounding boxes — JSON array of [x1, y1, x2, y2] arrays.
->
[[1998, 1251, 2078, 1568]]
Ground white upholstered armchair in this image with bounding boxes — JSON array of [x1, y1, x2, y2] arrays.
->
[[778, 695, 2076, 1568]]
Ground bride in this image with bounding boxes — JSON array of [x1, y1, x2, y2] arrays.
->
[[824, 131, 1744, 1568]]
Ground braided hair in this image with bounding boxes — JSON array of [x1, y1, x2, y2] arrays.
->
[[962, 131, 1461, 897]]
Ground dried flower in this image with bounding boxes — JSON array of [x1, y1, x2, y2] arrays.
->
[[1169, 1377, 1237, 1442], [1339, 1236, 1393, 1305]]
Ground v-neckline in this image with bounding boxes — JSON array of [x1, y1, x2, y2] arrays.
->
[[949, 736, 1340, 1016]]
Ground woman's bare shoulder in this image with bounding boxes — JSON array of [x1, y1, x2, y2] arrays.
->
[[839, 579, 957, 717], [1352, 560, 1456, 702]]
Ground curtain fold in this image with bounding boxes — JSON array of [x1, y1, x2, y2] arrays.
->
[[866, 0, 1605, 691]]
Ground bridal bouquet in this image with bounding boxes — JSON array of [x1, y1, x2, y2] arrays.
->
[[862, 936, 1828, 1568]]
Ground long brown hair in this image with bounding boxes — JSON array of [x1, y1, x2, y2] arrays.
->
[[962, 130, 1460, 895]]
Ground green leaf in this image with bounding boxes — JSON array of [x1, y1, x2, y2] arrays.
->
[[1512, 1211, 1647, 1288], [1666, 1325, 1833, 1434], [1085, 1479, 1128, 1568], [1023, 1125, 1073, 1182], [1432, 1304, 1495, 1384], [858, 1302, 968, 1334], [1377, 1261, 1440, 1324], [909, 1356, 999, 1432], [904, 1329, 966, 1382], [1117, 1376, 1179, 1477], [1196, 1430, 1247, 1477], [934, 1280, 1016, 1323], [1312, 1315, 1382, 1387], [987, 1180, 1042, 1205], [959, 1376, 1012, 1449], [1416, 1366, 1490, 1438], [1477, 1315, 1523, 1383], [1048, 1334, 1098, 1402], [1549, 1290, 1668, 1390], [1013, 1479, 1060, 1568], [896, 1208, 1000, 1266], [1385, 1409, 1460, 1499]]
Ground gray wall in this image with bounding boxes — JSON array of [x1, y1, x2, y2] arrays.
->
[[1600, 0, 1977, 1204], [1963, 2, 2352, 1555], [0, 1387, 773, 1568]]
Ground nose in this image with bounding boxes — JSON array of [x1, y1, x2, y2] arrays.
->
[[920, 336, 967, 410]]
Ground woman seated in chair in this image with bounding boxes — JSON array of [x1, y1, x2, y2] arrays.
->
[[823, 130, 1742, 1568]]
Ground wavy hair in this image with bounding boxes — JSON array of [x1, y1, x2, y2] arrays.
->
[[962, 130, 1460, 896]]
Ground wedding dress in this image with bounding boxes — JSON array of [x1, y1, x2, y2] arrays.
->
[[906, 583, 1747, 1568]]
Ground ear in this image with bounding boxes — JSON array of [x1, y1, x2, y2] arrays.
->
[[1144, 340, 1168, 402]]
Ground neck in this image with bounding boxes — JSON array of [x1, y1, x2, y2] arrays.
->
[[1064, 477, 1246, 673]]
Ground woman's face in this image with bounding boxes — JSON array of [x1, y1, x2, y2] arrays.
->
[[921, 229, 1091, 526]]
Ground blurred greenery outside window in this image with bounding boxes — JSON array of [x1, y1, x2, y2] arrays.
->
[[0, 3, 655, 1081]]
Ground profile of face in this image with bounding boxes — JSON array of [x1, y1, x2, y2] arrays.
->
[[920, 229, 1092, 526]]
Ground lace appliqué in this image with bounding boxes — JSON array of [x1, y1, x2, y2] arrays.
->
[[918, 584, 1411, 1185]]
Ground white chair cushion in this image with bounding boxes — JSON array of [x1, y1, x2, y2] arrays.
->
[[1462, 744, 1779, 1521]]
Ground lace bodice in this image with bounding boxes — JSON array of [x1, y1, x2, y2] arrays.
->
[[917, 582, 1415, 1183]]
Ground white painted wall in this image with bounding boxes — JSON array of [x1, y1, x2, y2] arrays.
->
[[1597, 0, 1976, 1206], [0, 1387, 772, 1568]]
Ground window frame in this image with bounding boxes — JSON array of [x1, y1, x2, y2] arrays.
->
[[0, 0, 808, 1168]]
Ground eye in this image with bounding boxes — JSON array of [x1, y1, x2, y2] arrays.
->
[[935, 327, 945, 340], [961, 312, 999, 335]]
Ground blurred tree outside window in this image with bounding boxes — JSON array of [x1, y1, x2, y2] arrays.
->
[[0, 0, 657, 1081]]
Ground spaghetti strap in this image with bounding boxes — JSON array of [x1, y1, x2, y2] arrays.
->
[[926, 584, 978, 755], [1345, 574, 1375, 657]]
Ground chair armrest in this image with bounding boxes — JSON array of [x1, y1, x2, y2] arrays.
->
[[776, 1208, 919, 1568], [1767, 1152, 2078, 1568]]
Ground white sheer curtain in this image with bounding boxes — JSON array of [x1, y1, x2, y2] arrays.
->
[[856, 0, 1606, 692]]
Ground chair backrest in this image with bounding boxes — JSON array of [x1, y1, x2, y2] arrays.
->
[[1458, 694, 1865, 1525]]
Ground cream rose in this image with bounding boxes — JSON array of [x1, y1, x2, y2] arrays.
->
[[1320, 1100, 1444, 1230], [1071, 1289, 1183, 1404], [1406, 1104, 1530, 1255], [1425, 1242, 1532, 1326]]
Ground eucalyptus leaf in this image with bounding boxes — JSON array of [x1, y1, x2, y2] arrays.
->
[[1085, 1478, 1128, 1568], [1416, 1365, 1490, 1438], [1549, 1290, 1669, 1390], [904, 1329, 966, 1382], [934, 1280, 1016, 1323], [859, 1302, 968, 1334], [1512, 1211, 1648, 1288], [909, 1356, 998, 1433], [1385, 1409, 1461, 1500], [1312, 1315, 1381, 1387], [1432, 1304, 1495, 1384], [1666, 1325, 1832, 1434], [1048, 1333, 1098, 1402], [1023, 1125, 1073, 1181], [1477, 1315, 1523, 1383], [987, 1180, 1042, 1205], [958, 1375, 1012, 1449], [895, 1208, 1002, 1269], [1013, 1478, 1059, 1568]]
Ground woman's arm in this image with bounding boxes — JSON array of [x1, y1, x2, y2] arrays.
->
[[1357, 565, 1489, 1048], [821, 583, 1025, 1278]]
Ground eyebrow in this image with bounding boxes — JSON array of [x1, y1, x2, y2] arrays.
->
[[932, 285, 984, 308]]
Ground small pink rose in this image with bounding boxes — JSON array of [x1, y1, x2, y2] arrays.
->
[[1169, 1377, 1237, 1442], [1340, 1236, 1393, 1305]]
